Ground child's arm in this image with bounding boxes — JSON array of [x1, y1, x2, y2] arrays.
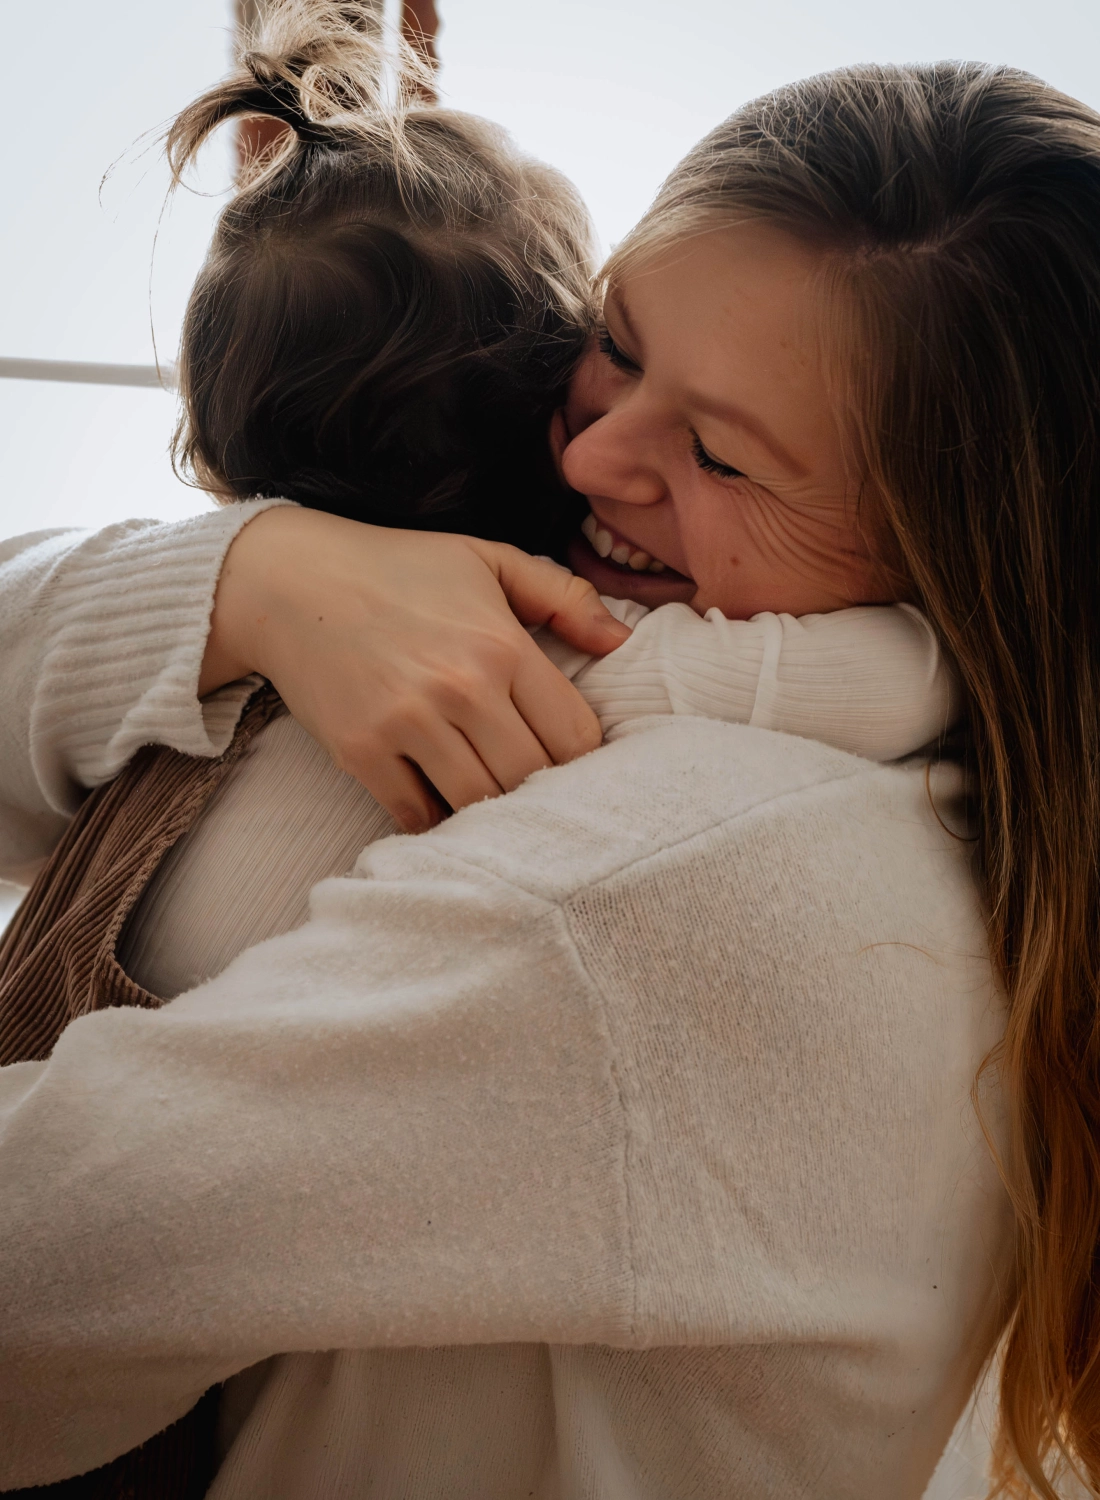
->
[[201, 507, 629, 829], [0, 504, 284, 882], [0, 507, 631, 880], [539, 601, 960, 762]]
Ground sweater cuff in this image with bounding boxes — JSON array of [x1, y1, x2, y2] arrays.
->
[[30, 500, 292, 814]]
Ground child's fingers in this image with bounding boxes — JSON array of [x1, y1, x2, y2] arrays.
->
[[398, 720, 505, 814], [450, 692, 556, 794], [340, 749, 446, 834], [478, 544, 634, 656], [509, 644, 605, 767]]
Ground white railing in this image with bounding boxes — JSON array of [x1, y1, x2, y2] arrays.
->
[[0, 358, 177, 389]]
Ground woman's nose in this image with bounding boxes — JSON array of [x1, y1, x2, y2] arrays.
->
[[561, 408, 667, 507], [561, 356, 667, 507]]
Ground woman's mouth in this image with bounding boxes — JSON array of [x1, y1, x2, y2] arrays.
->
[[580, 512, 668, 573], [567, 509, 697, 605]]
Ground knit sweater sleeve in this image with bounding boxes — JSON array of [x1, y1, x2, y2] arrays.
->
[[539, 599, 960, 760], [0, 501, 288, 880], [0, 720, 1009, 1487]]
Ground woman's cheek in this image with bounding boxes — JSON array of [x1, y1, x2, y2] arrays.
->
[[679, 483, 808, 615]]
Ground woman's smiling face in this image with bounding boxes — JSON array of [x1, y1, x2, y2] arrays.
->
[[560, 221, 898, 618]]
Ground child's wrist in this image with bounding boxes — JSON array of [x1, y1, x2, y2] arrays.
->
[[199, 507, 291, 695]]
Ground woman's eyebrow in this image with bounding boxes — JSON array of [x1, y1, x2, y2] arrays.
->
[[689, 391, 808, 477]]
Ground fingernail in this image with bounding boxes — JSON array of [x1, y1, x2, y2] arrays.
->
[[603, 618, 633, 641]]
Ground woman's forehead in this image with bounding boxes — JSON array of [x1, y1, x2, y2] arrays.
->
[[611, 223, 825, 355]]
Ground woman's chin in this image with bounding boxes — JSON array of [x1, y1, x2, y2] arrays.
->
[[566, 534, 698, 608]]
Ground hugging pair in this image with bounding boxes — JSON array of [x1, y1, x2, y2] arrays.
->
[[5, 2, 1067, 1497], [3, 5, 949, 990]]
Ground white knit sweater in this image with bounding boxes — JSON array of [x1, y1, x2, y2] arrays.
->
[[0, 509, 1008, 1499]]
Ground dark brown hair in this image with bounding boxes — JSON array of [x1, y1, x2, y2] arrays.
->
[[611, 64, 1100, 1496], [168, 0, 595, 555]]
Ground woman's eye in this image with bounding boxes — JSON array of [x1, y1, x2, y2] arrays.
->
[[597, 328, 641, 374], [691, 433, 746, 481]]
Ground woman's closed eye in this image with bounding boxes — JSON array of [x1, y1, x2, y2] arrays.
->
[[597, 327, 641, 374], [691, 433, 746, 481], [598, 326, 748, 481]]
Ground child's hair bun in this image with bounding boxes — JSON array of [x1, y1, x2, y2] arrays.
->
[[236, 52, 340, 147], [167, 0, 432, 183]]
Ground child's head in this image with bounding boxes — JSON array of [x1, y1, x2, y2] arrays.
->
[[169, 0, 594, 555]]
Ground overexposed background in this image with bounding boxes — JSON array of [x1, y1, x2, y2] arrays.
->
[[1, 3, 1097, 1491]]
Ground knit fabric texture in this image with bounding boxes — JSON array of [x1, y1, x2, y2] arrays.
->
[[0, 717, 1014, 1497]]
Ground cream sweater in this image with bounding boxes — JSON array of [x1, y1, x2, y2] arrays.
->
[[0, 510, 1007, 1500]]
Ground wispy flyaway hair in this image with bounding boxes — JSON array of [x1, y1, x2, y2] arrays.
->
[[168, 0, 595, 554]]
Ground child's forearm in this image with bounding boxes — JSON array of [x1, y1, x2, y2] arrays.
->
[[202, 508, 631, 830], [564, 602, 959, 761], [0, 504, 281, 880]]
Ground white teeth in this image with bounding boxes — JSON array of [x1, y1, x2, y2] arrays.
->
[[582, 510, 664, 573]]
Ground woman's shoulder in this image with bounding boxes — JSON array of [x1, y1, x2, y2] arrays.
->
[[369, 712, 1007, 1363]]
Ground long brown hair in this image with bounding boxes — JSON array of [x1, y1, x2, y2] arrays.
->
[[167, 0, 594, 555], [612, 64, 1100, 1496]]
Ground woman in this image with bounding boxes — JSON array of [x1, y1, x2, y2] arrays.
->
[[0, 59, 1093, 1500]]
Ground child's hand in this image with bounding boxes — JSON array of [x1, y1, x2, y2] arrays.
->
[[200, 507, 632, 831]]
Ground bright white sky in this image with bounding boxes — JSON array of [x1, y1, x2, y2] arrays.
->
[[1, 0, 1098, 539]]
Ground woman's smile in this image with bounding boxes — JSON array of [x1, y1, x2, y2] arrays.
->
[[580, 509, 667, 573], [566, 509, 699, 606]]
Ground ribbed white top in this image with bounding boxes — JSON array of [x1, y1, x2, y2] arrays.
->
[[541, 597, 957, 759]]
